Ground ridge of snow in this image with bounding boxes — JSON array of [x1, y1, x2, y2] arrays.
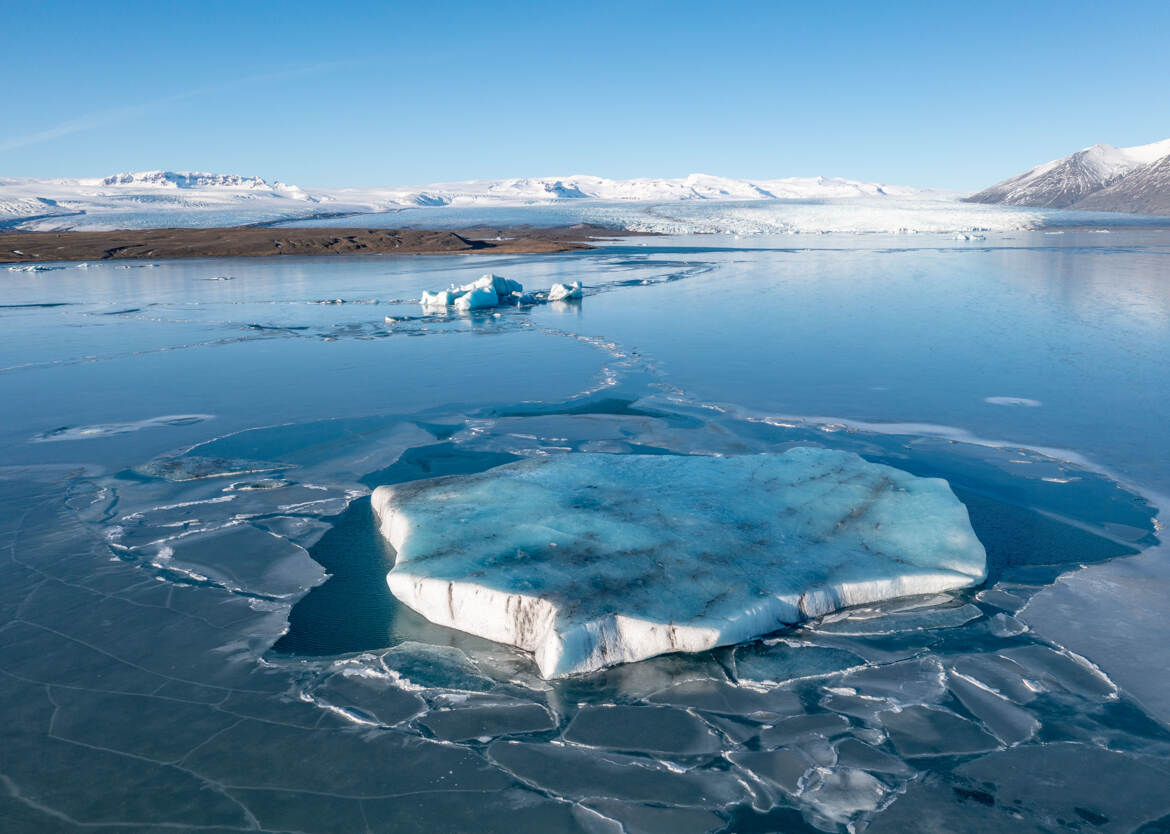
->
[[1117, 137, 1170, 166]]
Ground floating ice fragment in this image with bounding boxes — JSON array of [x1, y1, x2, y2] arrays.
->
[[373, 448, 986, 677], [419, 273, 523, 310], [548, 281, 583, 300], [985, 396, 1042, 407]]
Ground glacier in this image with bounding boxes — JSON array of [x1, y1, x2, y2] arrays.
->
[[0, 168, 1101, 235], [372, 448, 987, 677]]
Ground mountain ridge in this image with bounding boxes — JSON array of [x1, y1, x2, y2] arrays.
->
[[964, 138, 1170, 214]]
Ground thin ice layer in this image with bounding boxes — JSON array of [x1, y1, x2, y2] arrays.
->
[[372, 449, 986, 677]]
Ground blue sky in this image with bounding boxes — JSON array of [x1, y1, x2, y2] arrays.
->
[[2, 0, 1168, 190]]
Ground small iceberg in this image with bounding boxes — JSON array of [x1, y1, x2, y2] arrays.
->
[[548, 281, 583, 300], [420, 273, 527, 310], [419, 273, 582, 311], [373, 448, 986, 677]]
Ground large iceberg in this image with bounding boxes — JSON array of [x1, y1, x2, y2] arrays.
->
[[372, 448, 986, 677]]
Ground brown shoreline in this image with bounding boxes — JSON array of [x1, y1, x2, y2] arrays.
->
[[0, 224, 646, 264]]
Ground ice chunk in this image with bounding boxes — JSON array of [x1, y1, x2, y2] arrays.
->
[[472, 273, 522, 296], [420, 289, 457, 307], [548, 281, 583, 300], [453, 286, 498, 310], [373, 448, 986, 677], [420, 274, 522, 310]]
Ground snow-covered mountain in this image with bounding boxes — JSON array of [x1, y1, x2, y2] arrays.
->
[[0, 169, 935, 232], [1072, 152, 1170, 216], [964, 138, 1170, 211], [97, 170, 299, 190]]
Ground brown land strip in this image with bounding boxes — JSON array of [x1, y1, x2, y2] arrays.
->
[[0, 224, 645, 264]]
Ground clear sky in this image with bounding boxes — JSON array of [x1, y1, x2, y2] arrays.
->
[[2, 0, 1168, 190]]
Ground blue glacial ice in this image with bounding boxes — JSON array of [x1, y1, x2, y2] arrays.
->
[[418, 272, 582, 310], [372, 447, 987, 676], [420, 273, 527, 310]]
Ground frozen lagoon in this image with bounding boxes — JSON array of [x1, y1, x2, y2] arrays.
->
[[2, 226, 1170, 832]]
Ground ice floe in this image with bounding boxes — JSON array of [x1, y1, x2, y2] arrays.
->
[[373, 448, 986, 676]]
